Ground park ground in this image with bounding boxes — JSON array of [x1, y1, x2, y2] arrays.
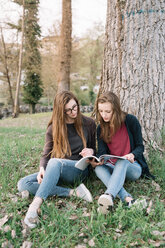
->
[[0, 113, 165, 248]]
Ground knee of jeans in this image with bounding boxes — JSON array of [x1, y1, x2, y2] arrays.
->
[[17, 178, 25, 192], [95, 166, 103, 177], [47, 158, 62, 170], [116, 159, 127, 168], [130, 169, 142, 181]]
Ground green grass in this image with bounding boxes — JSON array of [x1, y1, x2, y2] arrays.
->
[[0, 113, 165, 247]]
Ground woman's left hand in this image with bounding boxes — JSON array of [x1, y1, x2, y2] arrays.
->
[[124, 153, 135, 163], [79, 148, 94, 157]]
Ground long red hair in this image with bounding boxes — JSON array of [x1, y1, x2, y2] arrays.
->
[[96, 92, 126, 143], [48, 91, 86, 158]]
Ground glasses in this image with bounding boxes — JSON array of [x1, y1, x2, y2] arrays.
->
[[65, 104, 78, 114]]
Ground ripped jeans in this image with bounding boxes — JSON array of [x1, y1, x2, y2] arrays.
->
[[17, 158, 88, 200], [95, 159, 142, 202]]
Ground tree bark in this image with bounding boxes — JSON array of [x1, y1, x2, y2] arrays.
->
[[101, 0, 165, 142], [29, 103, 35, 114], [13, 0, 25, 118], [58, 0, 72, 92]]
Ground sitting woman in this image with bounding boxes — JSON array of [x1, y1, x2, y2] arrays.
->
[[18, 91, 96, 228], [90, 91, 154, 214]]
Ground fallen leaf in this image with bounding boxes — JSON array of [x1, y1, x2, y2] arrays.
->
[[148, 239, 165, 247], [21, 241, 33, 248], [83, 239, 88, 243], [2, 240, 14, 248], [82, 212, 91, 217], [69, 215, 78, 220], [133, 227, 142, 235], [4, 225, 11, 232], [0, 215, 8, 229], [66, 202, 77, 210], [79, 233, 85, 237], [151, 230, 165, 237], [11, 230, 16, 238], [37, 208, 41, 216], [157, 221, 165, 228], [88, 238, 95, 247], [75, 244, 86, 248], [22, 228, 30, 238], [8, 193, 18, 202], [113, 235, 117, 241], [146, 200, 153, 214], [56, 200, 66, 208], [43, 214, 48, 220], [118, 223, 122, 229], [152, 181, 161, 191], [130, 241, 138, 246], [21, 219, 28, 230], [115, 228, 122, 233], [94, 195, 99, 200], [114, 232, 122, 238]]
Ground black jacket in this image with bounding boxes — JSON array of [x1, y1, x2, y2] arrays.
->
[[97, 114, 155, 179]]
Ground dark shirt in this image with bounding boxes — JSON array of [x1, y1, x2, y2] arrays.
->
[[97, 114, 154, 179], [67, 123, 88, 160], [40, 115, 96, 169]]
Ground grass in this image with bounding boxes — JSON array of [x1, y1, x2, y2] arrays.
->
[[0, 113, 165, 247]]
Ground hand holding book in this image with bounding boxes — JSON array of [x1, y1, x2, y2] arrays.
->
[[124, 153, 135, 163], [79, 148, 94, 157], [86, 158, 104, 168], [75, 154, 126, 171]]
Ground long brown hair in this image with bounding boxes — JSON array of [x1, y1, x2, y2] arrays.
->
[[96, 91, 126, 143], [48, 91, 86, 158]]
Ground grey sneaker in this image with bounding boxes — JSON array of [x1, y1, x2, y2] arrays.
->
[[75, 183, 93, 202], [98, 194, 113, 214]]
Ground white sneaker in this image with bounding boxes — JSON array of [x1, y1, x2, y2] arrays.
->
[[127, 199, 147, 209], [76, 183, 93, 202], [98, 194, 113, 214], [24, 211, 38, 229]]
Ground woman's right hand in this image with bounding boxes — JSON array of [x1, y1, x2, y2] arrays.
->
[[87, 158, 103, 169], [37, 167, 45, 184]]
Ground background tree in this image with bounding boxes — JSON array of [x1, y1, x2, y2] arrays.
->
[[69, 23, 104, 105], [57, 0, 72, 92], [0, 28, 14, 109], [100, 0, 165, 142], [23, 0, 43, 114], [13, 0, 25, 117], [41, 21, 61, 105]]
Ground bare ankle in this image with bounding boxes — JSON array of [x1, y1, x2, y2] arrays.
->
[[125, 197, 133, 203], [69, 189, 74, 196]]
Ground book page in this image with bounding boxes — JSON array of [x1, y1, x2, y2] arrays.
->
[[75, 155, 99, 170]]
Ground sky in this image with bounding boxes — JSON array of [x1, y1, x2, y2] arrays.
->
[[0, 0, 107, 40]]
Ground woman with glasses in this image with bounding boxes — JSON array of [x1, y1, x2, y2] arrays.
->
[[18, 91, 96, 228], [89, 91, 154, 214]]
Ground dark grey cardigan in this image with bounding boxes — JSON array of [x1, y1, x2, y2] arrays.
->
[[97, 114, 155, 179]]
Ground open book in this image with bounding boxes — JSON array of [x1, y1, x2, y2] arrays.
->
[[75, 154, 126, 171]]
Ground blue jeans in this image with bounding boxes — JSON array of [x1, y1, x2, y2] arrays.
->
[[95, 159, 142, 202], [17, 158, 88, 200]]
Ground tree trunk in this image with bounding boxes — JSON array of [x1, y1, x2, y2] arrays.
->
[[0, 28, 14, 109], [101, 0, 165, 142], [13, 0, 25, 118], [29, 104, 35, 114], [57, 0, 72, 92]]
